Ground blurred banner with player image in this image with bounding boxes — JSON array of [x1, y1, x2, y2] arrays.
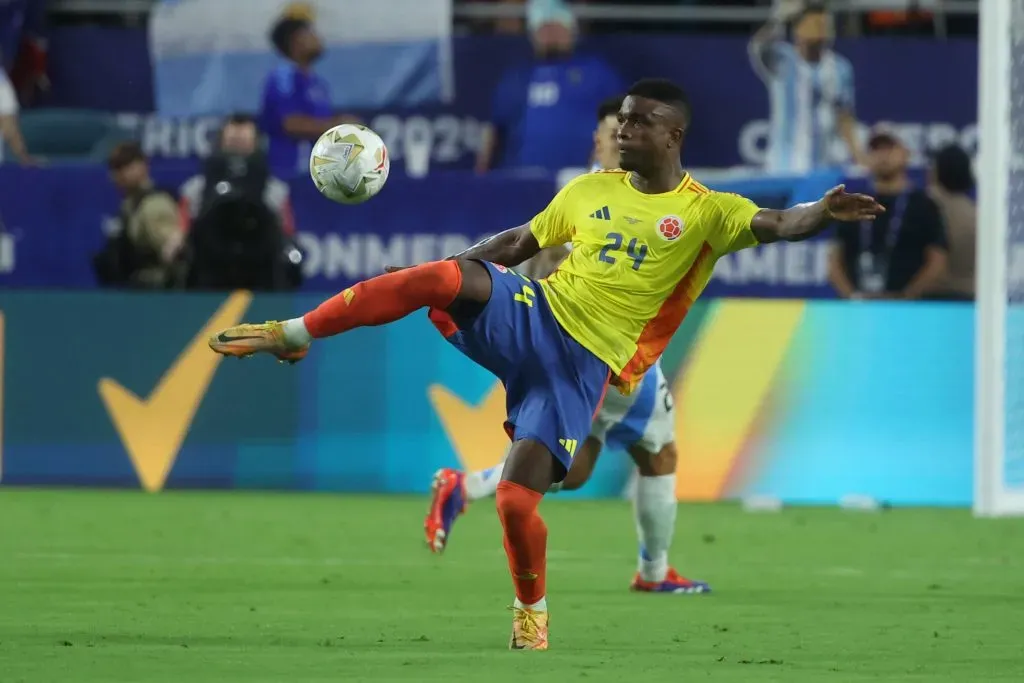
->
[[150, 0, 453, 117]]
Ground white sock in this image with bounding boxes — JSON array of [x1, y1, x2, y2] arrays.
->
[[514, 597, 547, 612], [634, 473, 677, 582], [463, 446, 509, 501], [282, 317, 311, 346], [547, 481, 563, 493]]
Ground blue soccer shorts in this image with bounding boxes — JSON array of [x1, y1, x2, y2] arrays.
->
[[428, 261, 611, 476]]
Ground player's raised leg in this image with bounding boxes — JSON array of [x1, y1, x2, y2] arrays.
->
[[628, 441, 710, 594], [208, 257, 493, 359]]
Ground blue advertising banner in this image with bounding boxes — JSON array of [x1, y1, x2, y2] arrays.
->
[[0, 291, 973, 506], [0, 163, 848, 297], [44, 30, 978, 170]]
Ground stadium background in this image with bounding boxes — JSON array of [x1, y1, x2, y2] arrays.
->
[[0, 1, 978, 505], [6, 3, 1021, 681]]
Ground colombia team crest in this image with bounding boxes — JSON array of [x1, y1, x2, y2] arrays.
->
[[656, 215, 684, 241]]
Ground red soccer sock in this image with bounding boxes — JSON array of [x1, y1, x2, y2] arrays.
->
[[303, 260, 462, 339], [496, 480, 547, 606]]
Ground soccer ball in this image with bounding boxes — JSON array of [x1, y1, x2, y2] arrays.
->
[[309, 124, 390, 205]]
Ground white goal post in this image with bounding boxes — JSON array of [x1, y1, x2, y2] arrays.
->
[[976, 0, 1024, 516]]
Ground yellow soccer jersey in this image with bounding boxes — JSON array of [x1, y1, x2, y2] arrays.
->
[[530, 170, 761, 393]]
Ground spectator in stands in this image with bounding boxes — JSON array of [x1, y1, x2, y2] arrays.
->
[[927, 144, 976, 301], [828, 127, 948, 300], [749, 1, 864, 173], [3, 0, 48, 106], [260, 8, 358, 178], [0, 64, 33, 164], [93, 142, 182, 288], [475, 0, 623, 173]]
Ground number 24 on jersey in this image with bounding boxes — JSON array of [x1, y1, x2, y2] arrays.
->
[[599, 232, 648, 270]]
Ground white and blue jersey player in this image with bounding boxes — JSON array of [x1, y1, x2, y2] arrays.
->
[[423, 97, 710, 595], [748, 4, 860, 174]]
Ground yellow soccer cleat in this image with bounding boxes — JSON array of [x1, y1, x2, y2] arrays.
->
[[208, 321, 309, 364], [508, 606, 549, 650]]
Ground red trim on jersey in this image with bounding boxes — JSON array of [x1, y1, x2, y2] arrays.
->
[[591, 370, 612, 420], [618, 241, 714, 386], [675, 173, 693, 194]]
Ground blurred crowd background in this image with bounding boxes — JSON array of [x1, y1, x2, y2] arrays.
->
[[0, 0, 980, 302]]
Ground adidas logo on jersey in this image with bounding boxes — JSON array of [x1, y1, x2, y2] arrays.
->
[[589, 206, 611, 220]]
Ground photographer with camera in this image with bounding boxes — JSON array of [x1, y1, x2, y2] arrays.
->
[[178, 114, 302, 291], [93, 142, 182, 288]]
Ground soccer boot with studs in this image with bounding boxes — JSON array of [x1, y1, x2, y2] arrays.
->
[[509, 606, 549, 650], [630, 567, 711, 594], [423, 468, 467, 553], [209, 321, 309, 364]]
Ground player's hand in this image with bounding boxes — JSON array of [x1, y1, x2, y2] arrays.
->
[[823, 185, 885, 222]]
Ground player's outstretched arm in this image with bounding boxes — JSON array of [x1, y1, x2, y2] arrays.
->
[[448, 224, 542, 268], [750, 185, 884, 244]]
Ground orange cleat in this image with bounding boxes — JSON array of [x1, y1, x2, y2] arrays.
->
[[423, 468, 466, 553], [509, 606, 549, 650], [208, 321, 309, 364]]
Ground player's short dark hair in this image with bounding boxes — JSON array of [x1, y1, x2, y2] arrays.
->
[[626, 78, 691, 125], [270, 18, 309, 58], [107, 141, 146, 170], [596, 96, 623, 123], [933, 144, 975, 194]]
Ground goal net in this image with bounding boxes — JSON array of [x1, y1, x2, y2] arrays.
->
[[976, 0, 1024, 515]]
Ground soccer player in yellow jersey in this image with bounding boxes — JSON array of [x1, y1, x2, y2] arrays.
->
[[210, 78, 884, 650], [425, 95, 712, 599]]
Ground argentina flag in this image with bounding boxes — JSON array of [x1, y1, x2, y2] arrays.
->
[[150, 0, 453, 117]]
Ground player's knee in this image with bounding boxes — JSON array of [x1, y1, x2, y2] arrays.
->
[[653, 443, 677, 475], [632, 442, 677, 477], [496, 480, 540, 522]]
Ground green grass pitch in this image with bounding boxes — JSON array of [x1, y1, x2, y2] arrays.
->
[[1, 489, 1023, 682]]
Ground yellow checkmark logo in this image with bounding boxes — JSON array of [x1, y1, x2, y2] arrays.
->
[[428, 382, 508, 472], [98, 291, 253, 492]]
